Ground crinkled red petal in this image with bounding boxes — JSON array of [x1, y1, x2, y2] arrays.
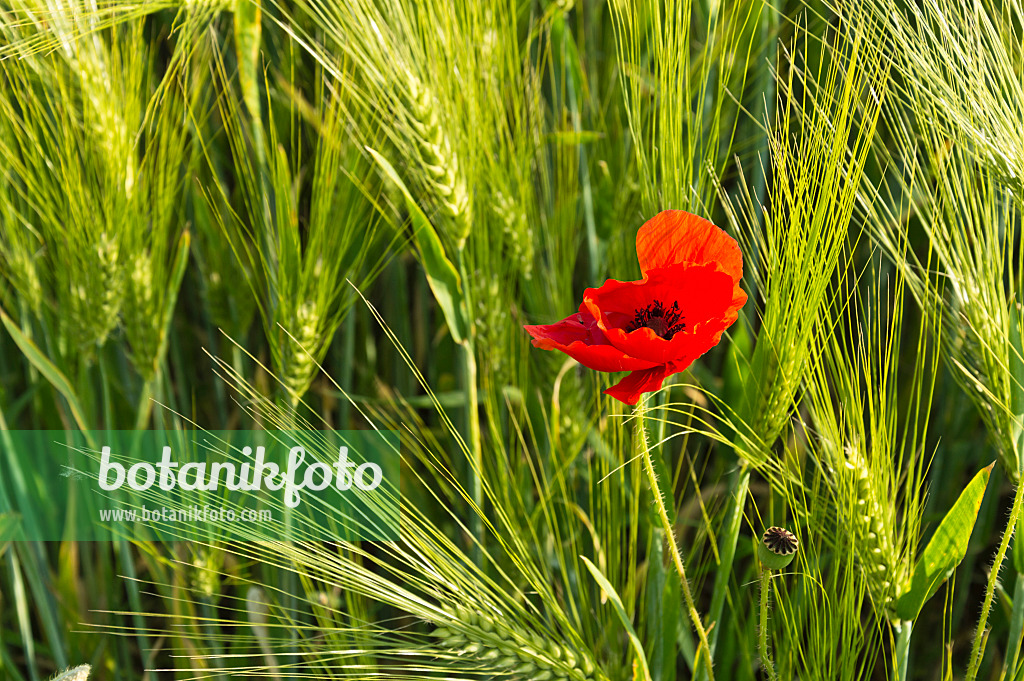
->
[[636, 210, 744, 284], [603, 365, 674, 405], [583, 263, 742, 365], [523, 309, 659, 373]]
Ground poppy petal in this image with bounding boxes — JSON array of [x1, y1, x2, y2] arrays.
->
[[603, 365, 673, 405], [584, 263, 740, 365], [636, 210, 744, 283], [524, 312, 659, 373]]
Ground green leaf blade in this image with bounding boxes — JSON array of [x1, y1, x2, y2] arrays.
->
[[0, 309, 91, 434], [365, 146, 467, 344], [895, 463, 994, 621], [581, 555, 653, 681]]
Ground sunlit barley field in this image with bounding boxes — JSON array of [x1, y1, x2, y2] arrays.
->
[[4, 0, 1024, 679]]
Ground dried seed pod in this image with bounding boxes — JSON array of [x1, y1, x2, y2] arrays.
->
[[759, 527, 798, 570]]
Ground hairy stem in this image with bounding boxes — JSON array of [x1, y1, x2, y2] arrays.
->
[[635, 403, 715, 681], [967, 477, 1024, 680], [759, 568, 777, 681]]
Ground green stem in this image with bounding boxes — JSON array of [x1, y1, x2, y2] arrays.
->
[[134, 377, 155, 430], [337, 311, 356, 428], [967, 477, 1024, 681], [759, 568, 777, 681], [698, 10, 781, 663], [456, 253, 483, 558], [707, 465, 751, 658], [1004, 573, 1024, 677], [893, 620, 912, 681], [635, 403, 715, 681], [460, 340, 483, 554]]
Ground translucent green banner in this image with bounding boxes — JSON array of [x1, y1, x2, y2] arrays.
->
[[0, 430, 400, 542]]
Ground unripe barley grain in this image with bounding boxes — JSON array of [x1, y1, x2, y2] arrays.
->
[[493, 189, 533, 279], [429, 606, 604, 681], [125, 255, 160, 379], [51, 665, 91, 681], [69, 232, 123, 349], [6, 248, 42, 313], [280, 300, 321, 401], [844, 451, 902, 614], [401, 74, 471, 247]]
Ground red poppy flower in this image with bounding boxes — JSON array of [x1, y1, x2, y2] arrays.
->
[[525, 210, 747, 405]]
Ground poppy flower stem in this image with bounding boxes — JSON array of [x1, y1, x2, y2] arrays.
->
[[966, 474, 1024, 681], [758, 567, 777, 681], [634, 403, 715, 680]]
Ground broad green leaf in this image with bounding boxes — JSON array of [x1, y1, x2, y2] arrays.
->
[[1009, 302, 1024, 572], [233, 0, 262, 123], [581, 556, 653, 681], [1009, 301, 1024, 471], [895, 463, 994, 621], [545, 131, 605, 145], [0, 512, 20, 558], [645, 529, 681, 681], [0, 309, 91, 436], [366, 147, 467, 344]]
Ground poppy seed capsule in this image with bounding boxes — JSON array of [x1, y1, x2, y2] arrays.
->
[[759, 527, 798, 570]]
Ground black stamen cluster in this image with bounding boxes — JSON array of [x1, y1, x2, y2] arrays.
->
[[626, 299, 686, 339]]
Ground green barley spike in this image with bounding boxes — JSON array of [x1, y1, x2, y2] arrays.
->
[[50, 666, 91, 681], [280, 300, 321, 402], [402, 73, 471, 248], [845, 452, 902, 614], [431, 608, 602, 681]]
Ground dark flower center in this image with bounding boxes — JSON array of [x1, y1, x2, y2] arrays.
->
[[626, 300, 685, 340], [762, 527, 798, 556]]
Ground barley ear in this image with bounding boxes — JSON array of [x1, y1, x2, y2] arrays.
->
[[432, 607, 602, 681], [50, 665, 91, 681], [401, 73, 472, 249], [846, 452, 902, 614]]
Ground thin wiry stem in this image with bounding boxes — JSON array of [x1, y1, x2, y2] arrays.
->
[[635, 402, 714, 680]]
